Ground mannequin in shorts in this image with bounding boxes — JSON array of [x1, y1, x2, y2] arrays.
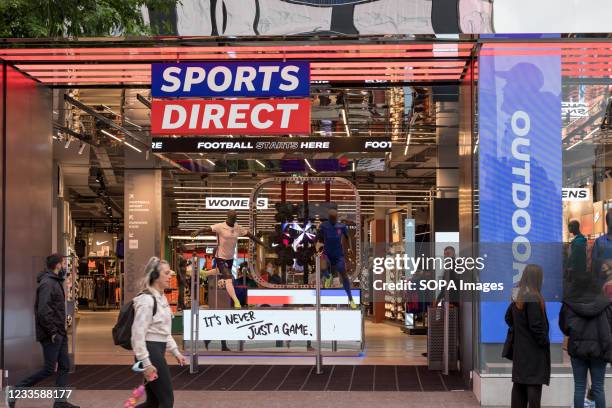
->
[[192, 210, 266, 308]]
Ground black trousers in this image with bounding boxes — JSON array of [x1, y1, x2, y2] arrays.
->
[[136, 341, 173, 408], [16, 334, 70, 388], [511, 383, 543, 408]]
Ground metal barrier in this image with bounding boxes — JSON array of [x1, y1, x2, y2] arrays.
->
[[315, 253, 322, 374], [189, 254, 200, 374]]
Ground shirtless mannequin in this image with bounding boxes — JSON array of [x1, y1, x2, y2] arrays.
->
[[191, 210, 266, 308]]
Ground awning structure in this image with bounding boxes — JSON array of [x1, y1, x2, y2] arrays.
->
[[0, 40, 474, 86], [1, 39, 611, 87]]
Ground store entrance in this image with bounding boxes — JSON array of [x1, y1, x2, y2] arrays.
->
[[2, 37, 471, 376]]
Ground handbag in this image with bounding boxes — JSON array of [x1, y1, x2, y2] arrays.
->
[[502, 327, 514, 360]]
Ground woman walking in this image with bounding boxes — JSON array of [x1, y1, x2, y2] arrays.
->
[[505, 264, 551, 408], [560, 260, 612, 408], [131, 257, 188, 408]]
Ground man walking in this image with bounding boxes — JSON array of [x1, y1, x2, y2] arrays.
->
[[10, 254, 79, 408]]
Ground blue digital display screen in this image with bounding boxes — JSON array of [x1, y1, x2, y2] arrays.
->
[[478, 49, 563, 343]]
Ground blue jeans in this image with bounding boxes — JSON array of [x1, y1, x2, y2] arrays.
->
[[571, 357, 607, 408]]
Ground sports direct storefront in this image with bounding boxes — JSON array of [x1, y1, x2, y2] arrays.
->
[[1, 36, 611, 407]]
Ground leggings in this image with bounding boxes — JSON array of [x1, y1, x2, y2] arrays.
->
[[326, 256, 353, 301], [136, 341, 174, 408], [511, 383, 542, 408]]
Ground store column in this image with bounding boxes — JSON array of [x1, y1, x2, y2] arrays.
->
[[371, 195, 395, 323], [124, 149, 163, 301], [436, 101, 459, 199]]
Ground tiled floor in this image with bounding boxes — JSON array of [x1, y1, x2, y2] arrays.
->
[[11, 390, 480, 408], [39, 364, 466, 391], [74, 311, 428, 366]]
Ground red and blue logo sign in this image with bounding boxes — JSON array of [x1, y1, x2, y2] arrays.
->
[[151, 61, 311, 136]]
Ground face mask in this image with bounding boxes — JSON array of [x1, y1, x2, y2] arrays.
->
[[267, 268, 273, 273], [58, 267, 67, 279]]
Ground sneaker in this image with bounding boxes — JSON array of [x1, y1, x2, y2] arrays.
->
[[221, 346, 232, 352], [349, 300, 357, 309], [233, 300, 241, 309]]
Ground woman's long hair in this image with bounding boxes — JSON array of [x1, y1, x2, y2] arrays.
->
[[140, 256, 169, 292], [515, 264, 545, 312]]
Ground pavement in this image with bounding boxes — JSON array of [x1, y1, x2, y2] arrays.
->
[[6, 390, 480, 408]]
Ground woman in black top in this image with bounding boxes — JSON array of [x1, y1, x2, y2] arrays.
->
[[559, 260, 612, 408], [505, 264, 551, 408]]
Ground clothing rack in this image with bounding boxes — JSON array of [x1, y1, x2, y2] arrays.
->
[[78, 273, 120, 310]]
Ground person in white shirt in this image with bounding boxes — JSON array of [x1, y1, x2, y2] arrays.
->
[[191, 210, 266, 308], [131, 257, 188, 408]]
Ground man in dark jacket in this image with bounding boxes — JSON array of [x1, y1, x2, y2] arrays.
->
[[10, 254, 79, 408], [564, 220, 588, 299], [560, 273, 612, 408]]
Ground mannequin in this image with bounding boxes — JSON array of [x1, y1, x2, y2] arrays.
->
[[566, 220, 587, 289], [591, 209, 612, 284], [191, 210, 266, 308]]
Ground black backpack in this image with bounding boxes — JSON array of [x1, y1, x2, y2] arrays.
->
[[112, 291, 157, 350]]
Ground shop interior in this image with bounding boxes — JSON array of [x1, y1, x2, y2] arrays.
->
[[5, 38, 469, 368]]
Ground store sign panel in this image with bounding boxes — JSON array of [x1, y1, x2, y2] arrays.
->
[[205, 197, 268, 210], [151, 61, 310, 98], [247, 289, 361, 305], [562, 101, 589, 118], [562, 188, 590, 201], [151, 99, 310, 135], [151, 136, 391, 153], [478, 50, 563, 343], [183, 309, 362, 341]]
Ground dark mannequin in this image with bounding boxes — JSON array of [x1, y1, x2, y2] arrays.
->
[[591, 209, 612, 283], [566, 220, 587, 286], [568, 220, 581, 237]]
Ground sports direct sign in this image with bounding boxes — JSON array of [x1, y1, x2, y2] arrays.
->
[[151, 62, 310, 98], [151, 99, 310, 135], [150, 61, 310, 136]]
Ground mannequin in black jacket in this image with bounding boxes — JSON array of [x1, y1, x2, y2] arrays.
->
[[560, 274, 612, 408]]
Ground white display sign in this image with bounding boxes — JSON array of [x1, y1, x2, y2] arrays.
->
[[562, 102, 589, 118], [493, 0, 612, 33], [562, 188, 590, 202], [205, 197, 268, 210], [183, 309, 362, 341]]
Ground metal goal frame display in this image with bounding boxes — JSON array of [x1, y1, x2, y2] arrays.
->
[[248, 176, 361, 288]]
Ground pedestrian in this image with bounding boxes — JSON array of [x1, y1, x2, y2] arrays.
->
[[505, 264, 550, 408], [560, 256, 612, 408], [268, 263, 284, 285], [9, 254, 79, 408], [131, 257, 188, 408]]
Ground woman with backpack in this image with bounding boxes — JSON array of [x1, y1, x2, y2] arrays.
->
[[560, 257, 612, 408], [505, 264, 551, 408], [131, 257, 188, 407]]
